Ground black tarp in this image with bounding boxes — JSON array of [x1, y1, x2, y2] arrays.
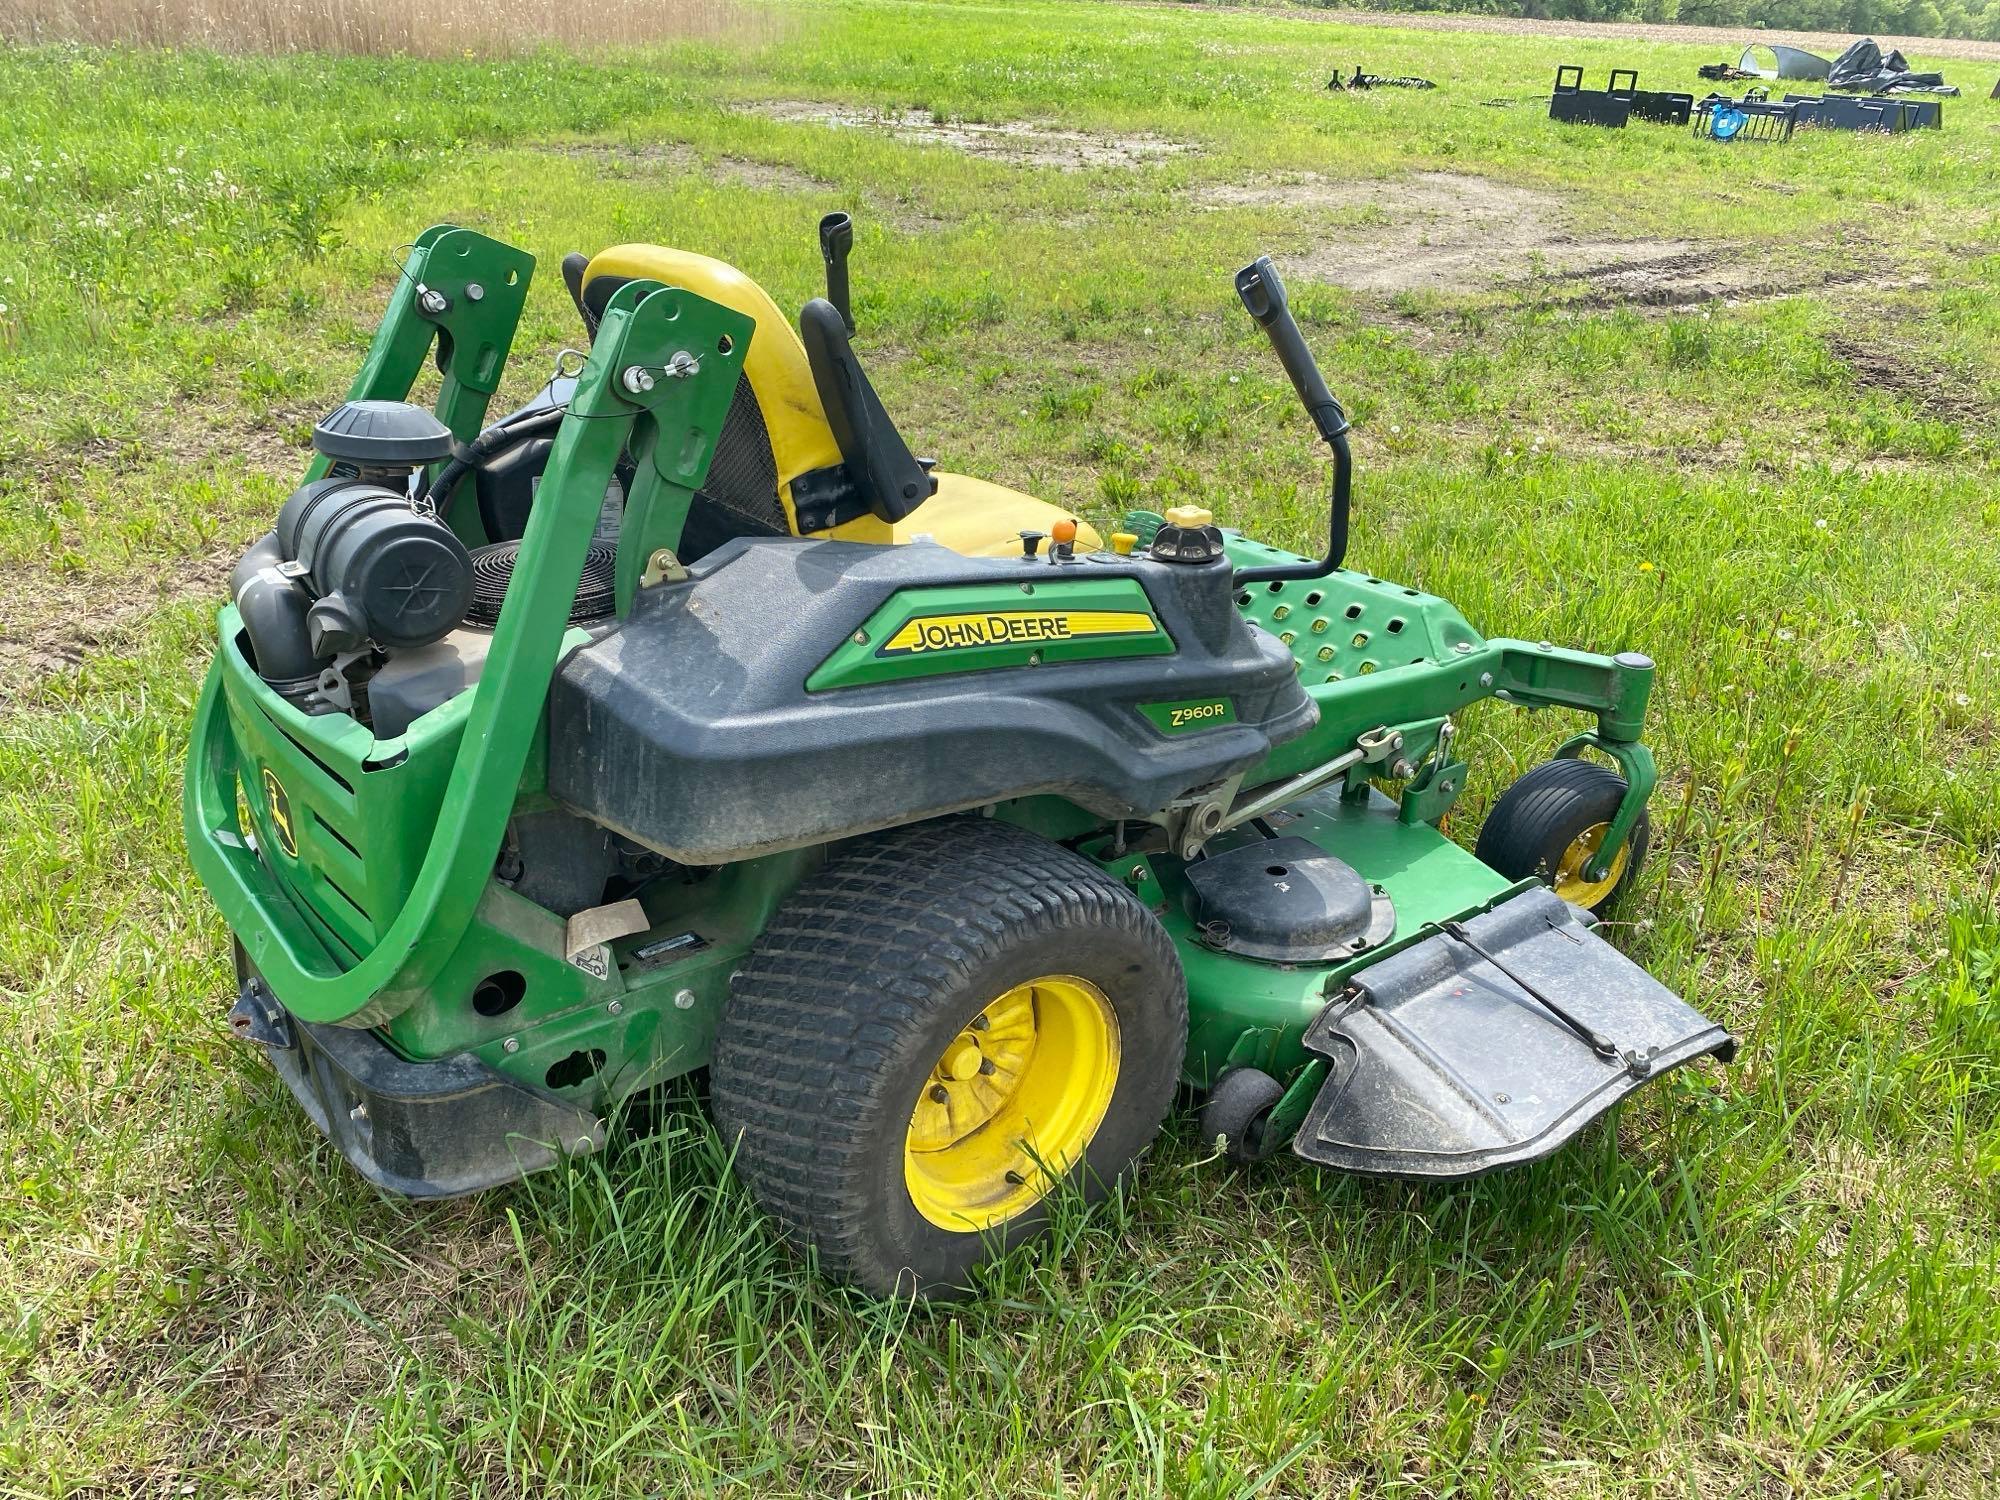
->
[[1825, 38, 1959, 96]]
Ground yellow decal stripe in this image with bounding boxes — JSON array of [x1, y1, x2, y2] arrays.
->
[[881, 610, 1157, 656]]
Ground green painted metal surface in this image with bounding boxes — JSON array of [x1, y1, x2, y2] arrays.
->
[[1089, 517, 1666, 1094], [305, 225, 535, 549], [1220, 535, 1654, 782], [1203, 524, 1657, 865], [805, 576, 1171, 690], [1094, 788, 1524, 1087], [391, 847, 818, 1102], [1555, 730, 1659, 881], [185, 265, 754, 1028]]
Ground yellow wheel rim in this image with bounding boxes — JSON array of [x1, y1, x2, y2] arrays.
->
[[904, 974, 1120, 1232], [1552, 821, 1630, 909]]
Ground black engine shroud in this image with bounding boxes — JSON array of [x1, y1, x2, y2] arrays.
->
[[548, 538, 1317, 864]]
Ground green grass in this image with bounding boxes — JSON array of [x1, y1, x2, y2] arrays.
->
[[3, 0, 1999, 1493]]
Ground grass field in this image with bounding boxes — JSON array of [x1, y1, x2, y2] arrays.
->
[[3, 0, 1999, 1493]]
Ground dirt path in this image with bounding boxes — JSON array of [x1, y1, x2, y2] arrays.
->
[[1192, 170, 1917, 303], [1141, 1, 2000, 65]]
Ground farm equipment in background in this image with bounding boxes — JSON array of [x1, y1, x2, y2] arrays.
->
[[1695, 90, 1802, 143], [1327, 65, 1435, 91], [1789, 92, 1944, 130], [1695, 85, 1944, 140], [185, 218, 1734, 1297], [1549, 67, 1693, 129]]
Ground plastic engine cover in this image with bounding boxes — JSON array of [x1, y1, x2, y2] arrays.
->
[[547, 536, 1317, 864]]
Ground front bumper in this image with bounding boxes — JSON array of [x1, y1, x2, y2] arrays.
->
[[231, 966, 604, 1198]]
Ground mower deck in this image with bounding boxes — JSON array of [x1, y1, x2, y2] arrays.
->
[[1131, 784, 1731, 1175]]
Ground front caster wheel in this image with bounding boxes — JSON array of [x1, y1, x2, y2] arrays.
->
[[1475, 757, 1650, 915], [1199, 1067, 1285, 1163], [711, 817, 1187, 1299]]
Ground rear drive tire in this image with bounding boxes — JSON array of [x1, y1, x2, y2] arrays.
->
[[1475, 757, 1649, 915], [711, 817, 1187, 1298]]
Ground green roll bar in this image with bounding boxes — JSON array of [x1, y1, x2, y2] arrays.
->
[[185, 246, 753, 1026]]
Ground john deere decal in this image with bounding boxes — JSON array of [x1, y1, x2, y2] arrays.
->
[[262, 767, 298, 858], [880, 610, 1156, 656], [1139, 697, 1237, 735]]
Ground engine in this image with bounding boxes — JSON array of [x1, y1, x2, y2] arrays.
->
[[232, 400, 473, 715]]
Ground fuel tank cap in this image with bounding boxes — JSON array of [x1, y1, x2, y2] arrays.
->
[[1151, 504, 1226, 564]]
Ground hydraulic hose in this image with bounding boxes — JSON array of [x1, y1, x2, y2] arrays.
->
[[1231, 255, 1353, 586]]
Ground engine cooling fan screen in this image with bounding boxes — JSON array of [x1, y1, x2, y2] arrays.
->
[[465, 540, 618, 629]]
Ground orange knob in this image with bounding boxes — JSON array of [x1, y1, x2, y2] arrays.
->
[[1050, 517, 1079, 545]]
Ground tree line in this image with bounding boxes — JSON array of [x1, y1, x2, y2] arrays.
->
[[1293, 0, 2000, 42]]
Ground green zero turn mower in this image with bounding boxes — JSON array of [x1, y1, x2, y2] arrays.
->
[[185, 217, 1734, 1296]]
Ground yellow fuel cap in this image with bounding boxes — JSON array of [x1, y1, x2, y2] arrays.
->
[[1163, 504, 1215, 529], [1109, 531, 1138, 556]]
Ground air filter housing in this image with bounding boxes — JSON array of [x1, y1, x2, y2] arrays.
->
[[273, 477, 474, 656], [465, 540, 619, 629], [312, 400, 455, 476]]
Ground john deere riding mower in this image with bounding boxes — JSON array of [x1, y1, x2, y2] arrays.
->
[[185, 217, 1733, 1295]]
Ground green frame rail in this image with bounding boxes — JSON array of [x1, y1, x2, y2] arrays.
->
[[185, 240, 754, 1028], [1219, 530, 1658, 877]]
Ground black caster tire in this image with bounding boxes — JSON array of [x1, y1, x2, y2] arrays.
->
[[1199, 1067, 1285, 1163], [711, 817, 1187, 1299], [1475, 757, 1649, 915]]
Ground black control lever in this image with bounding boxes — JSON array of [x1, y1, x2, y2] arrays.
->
[[1232, 255, 1352, 585], [819, 211, 855, 334]]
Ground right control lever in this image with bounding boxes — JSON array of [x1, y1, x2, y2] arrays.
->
[[819, 212, 855, 334], [1232, 255, 1352, 585]]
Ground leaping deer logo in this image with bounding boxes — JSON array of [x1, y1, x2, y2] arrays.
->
[[262, 768, 297, 859]]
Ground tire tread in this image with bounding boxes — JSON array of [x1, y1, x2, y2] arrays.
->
[[1475, 757, 1649, 910], [710, 817, 1185, 1290]]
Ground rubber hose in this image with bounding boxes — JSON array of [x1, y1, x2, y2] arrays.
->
[[423, 405, 568, 517]]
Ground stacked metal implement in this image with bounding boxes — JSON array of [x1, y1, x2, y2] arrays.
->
[[1549, 66, 1694, 128]]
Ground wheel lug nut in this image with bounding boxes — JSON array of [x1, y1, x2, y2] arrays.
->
[[979, 1058, 996, 1075], [971, 1015, 989, 1031], [929, 1085, 949, 1104]]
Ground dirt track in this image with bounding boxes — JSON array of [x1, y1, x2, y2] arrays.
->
[[1157, 2, 2000, 65]]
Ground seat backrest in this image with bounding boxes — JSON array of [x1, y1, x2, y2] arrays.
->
[[582, 245, 843, 537]]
